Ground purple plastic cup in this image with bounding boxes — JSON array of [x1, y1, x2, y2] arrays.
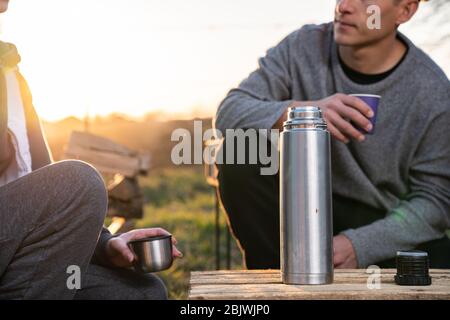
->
[[349, 94, 381, 134]]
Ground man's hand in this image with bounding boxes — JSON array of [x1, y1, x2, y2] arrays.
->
[[333, 234, 357, 268], [316, 94, 374, 143], [274, 94, 374, 144], [105, 228, 183, 268]]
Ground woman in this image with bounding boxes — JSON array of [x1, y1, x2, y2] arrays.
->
[[0, 0, 182, 300]]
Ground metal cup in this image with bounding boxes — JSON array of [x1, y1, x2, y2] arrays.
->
[[128, 235, 173, 273]]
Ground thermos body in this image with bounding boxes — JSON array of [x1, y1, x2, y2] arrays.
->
[[280, 106, 333, 285]]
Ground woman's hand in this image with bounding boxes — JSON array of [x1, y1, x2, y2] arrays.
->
[[105, 228, 183, 268]]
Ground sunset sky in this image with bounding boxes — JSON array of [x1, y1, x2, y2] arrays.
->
[[0, 0, 448, 121]]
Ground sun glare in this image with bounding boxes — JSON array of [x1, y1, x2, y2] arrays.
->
[[0, 0, 447, 122]]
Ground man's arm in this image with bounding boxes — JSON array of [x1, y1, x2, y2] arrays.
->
[[341, 100, 450, 267], [214, 34, 295, 132]]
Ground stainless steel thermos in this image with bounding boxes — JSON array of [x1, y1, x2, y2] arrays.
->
[[280, 106, 333, 285]]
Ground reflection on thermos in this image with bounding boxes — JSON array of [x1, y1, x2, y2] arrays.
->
[[280, 106, 333, 285]]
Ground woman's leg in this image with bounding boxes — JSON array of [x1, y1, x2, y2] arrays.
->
[[74, 264, 168, 300], [0, 160, 107, 299]]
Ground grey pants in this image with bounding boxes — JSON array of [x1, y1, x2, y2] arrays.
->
[[0, 160, 167, 300]]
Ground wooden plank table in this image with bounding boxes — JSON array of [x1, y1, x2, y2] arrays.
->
[[189, 269, 450, 300]]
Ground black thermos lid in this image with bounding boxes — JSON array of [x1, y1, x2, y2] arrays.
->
[[395, 250, 432, 286]]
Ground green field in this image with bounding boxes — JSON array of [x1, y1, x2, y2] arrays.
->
[[135, 167, 243, 299]]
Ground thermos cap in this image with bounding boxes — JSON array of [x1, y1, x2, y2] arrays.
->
[[284, 106, 328, 130], [288, 106, 322, 120], [394, 250, 432, 286]]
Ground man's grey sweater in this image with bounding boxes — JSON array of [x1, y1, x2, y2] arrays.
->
[[215, 23, 450, 267]]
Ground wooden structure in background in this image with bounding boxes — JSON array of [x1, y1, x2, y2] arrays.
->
[[64, 131, 150, 177], [189, 269, 450, 300], [63, 131, 151, 233]]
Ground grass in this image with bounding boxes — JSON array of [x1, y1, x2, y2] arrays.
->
[[135, 167, 243, 299]]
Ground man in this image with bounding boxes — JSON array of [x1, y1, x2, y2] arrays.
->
[[0, 0, 182, 299], [215, 0, 450, 269]]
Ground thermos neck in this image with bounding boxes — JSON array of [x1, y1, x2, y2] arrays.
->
[[283, 106, 328, 131]]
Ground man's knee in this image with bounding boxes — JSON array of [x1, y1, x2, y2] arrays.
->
[[217, 133, 277, 188], [217, 161, 261, 187]]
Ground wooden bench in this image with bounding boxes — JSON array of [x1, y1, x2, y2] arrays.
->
[[189, 269, 450, 300]]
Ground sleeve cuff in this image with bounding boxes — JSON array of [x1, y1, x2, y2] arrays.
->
[[91, 227, 117, 267], [341, 228, 368, 268]]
